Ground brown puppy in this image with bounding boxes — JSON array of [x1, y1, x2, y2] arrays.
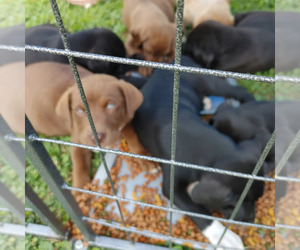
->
[[0, 62, 25, 134], [25, 62, 154, 188], [123, 0, 176, 76], [184, 0, 234, 28]]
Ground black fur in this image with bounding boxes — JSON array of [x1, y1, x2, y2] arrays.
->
[[133, 56, 264, 230], [183, 11, 274, 73], [26, 24, 133, 77]]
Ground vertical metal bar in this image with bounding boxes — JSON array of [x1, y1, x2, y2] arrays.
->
[[0, 181, 25, 223], [216, 132, 276, 248], [25, 116, 95, 241], [168, 0, 184, 248], [0, 115, 25, 181], [25, 182, 68, 237], [48, 0, 133, 243]]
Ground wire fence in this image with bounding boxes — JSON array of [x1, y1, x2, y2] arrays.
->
[[0, 0, 300, 249]]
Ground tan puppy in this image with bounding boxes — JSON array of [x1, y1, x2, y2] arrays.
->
[[0, 62, 25, 134], [25, 62, 154, 188], [184, 0, 234, 28], [123, 0, 176, 76]]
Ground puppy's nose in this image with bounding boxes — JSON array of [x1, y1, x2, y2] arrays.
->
[[91, 132, 106, 144]]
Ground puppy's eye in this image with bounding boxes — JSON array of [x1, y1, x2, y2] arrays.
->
[[106, 102, 115, 110], [138, 43, 143, 50], [76, 107, 85, 115]]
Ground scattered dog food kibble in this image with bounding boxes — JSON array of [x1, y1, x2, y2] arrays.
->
[[276, 171, 300, 250], [67, 141, 300, 249]]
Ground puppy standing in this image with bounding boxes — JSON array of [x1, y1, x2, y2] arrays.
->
[[123, 0, 176, 76], [25, 62, 154, 188], [184, 0, 234, 28]]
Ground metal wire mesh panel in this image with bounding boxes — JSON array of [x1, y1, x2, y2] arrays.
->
[[1, 0, 300, 249]]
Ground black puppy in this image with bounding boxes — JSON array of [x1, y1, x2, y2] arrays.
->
[[183, 11, 274, 73], [210, 101, 274, 143], [0, 24, 25, 66], [210, 101, 275, 174], [133, 56, 263, 247], [26, 24, 131, 77]]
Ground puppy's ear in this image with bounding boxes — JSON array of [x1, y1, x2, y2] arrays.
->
[[118, 80, 143, 120], [130, 27, 142, 49], [55, 87, 73, 131]]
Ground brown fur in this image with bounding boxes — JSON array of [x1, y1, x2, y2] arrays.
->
[[0, 62, 25, 134], [22, 62, 154, 188], [184, 0, 234, 28], [123, 0, 176, 76]]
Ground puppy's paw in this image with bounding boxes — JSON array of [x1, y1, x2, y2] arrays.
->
[[135, 158, 161, 173]]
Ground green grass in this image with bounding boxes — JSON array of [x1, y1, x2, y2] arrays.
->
[[0, 157, 25, 250], [25, 0, 126, 38], [0, 0, 25, 27]]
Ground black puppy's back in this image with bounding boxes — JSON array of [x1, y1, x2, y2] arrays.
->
[[26, 24, 129, 77], [183, 11, 275, 73]]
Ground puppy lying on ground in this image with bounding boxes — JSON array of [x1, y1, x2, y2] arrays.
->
[[183, 11, 275, 73], [25, 62, 155, 188], [133, 56, 263, 248], [184, 0, 234, 28], [210, 101, 275, 173], [210, 101, 274, 143], [123, 0, 176, 76], [26, 25, 131, 77]]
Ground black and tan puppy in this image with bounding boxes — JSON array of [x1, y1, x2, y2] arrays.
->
[[133, 56, 263, 248], [26, 24, 131, 77], [183, 11, 275, 73]]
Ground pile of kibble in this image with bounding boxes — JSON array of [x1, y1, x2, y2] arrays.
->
[[68, 141, 299, 249]]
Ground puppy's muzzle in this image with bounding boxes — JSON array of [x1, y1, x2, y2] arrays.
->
[[91, 132, 106, 144]]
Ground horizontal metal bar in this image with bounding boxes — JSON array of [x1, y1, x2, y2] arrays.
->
[[0, 223, 25, 237], [29, 135, 274, 182], [24, 45, 275, 83], [91, 235, 168, 250], [276, 223, 300, 230], [64, 184, 275, 230], [3, 135, 25, 143], [275, 75, 300, 84], [275, 175, 300, 183], [84, 217, 243, 250], [0, 44, 25, 52], [25, 223, 67, 240]]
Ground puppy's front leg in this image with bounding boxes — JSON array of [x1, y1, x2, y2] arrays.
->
[[121, 122, 159, 172], [71, 146, 92, 188]]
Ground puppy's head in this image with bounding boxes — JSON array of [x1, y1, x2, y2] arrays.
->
[[187, 179, 256, 222], [187, 156, 264, 222], [55, 74, 143, 147], [130, 22, 176, 64]]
